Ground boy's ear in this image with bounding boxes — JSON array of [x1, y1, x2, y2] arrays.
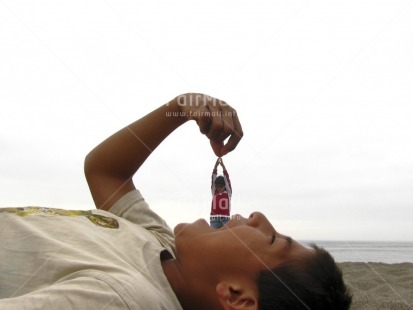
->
[[216, 282, 258, 310]]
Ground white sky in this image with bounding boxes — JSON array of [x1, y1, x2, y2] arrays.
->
[[1, 0, 412, 241]]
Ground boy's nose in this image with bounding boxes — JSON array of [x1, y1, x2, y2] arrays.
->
[[246, 212, 267, 228]]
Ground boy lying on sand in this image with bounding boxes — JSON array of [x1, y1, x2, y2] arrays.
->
[[0, 93, 351, 309]]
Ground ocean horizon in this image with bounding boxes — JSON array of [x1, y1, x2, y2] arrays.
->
[[301, 240, 413, 264]]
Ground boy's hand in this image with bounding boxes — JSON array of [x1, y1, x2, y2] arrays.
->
[[219, 158, 226, 170], [174, 93, 243, 157], [214, 157, 220, 169]]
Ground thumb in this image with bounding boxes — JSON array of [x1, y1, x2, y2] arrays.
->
[[210, 140, 225, 157]]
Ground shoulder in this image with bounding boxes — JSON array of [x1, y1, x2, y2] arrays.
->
[[109, 190, 176, 253]]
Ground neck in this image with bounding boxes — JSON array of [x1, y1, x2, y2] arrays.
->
[[161, 258, 219, 309]]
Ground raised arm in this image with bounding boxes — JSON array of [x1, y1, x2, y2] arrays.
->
[[214, 158, 220, 171], [219, 158, 226, 171], [211, 158, 220, 193], [220, 158, 232, 194], [84, 93, 243, 211]]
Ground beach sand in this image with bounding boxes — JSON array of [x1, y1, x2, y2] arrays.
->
[[339, 262, 413, 309]]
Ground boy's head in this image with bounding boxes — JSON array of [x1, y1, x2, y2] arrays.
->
[[174, 212, 352, 309], [214, 176, 226, 193], [214, 176, 226, 186]]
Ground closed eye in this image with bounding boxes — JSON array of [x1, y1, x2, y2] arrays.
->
[[271, 233, 276, 244]]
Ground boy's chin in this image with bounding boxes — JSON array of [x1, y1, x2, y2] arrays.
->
[[174, 219, 211, 235]]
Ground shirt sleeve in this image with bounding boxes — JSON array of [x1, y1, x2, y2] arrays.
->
[[108, 190, 176, 255], [211, 169, 217, 195], [223, 170, 232, 197]]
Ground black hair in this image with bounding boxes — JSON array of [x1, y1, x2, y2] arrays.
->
[[214, 176, 226, 186], [257, 244, 352, 310]]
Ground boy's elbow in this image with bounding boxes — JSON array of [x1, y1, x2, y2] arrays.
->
[[84, 152, 97, 182]]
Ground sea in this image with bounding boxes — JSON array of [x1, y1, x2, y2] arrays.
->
[[301, 241, 413, 264]]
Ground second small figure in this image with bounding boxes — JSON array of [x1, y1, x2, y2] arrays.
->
[[210, 157, 232, 229]]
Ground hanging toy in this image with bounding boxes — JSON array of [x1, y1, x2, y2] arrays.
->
[[209, 157, 232, 229]]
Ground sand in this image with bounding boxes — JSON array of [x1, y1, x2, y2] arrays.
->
[[339, 262, 413, 309]]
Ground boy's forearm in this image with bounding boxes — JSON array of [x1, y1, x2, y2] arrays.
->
[[85, 100, 186, 209], [89, 101, 184, 178]]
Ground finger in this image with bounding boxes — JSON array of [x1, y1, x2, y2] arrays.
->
[[210, 140, 224, 157], [207, 111, 237, 143], [218, 106, 237, 141], [221, 111, 243, 155], [196, 106, 212, 135], [206, 107, 225, 140]]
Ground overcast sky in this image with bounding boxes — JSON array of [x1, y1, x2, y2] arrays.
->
[[1, 0, 412, 241]]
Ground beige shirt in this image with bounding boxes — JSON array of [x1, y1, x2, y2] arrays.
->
[[0, 190, 183, 310]]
